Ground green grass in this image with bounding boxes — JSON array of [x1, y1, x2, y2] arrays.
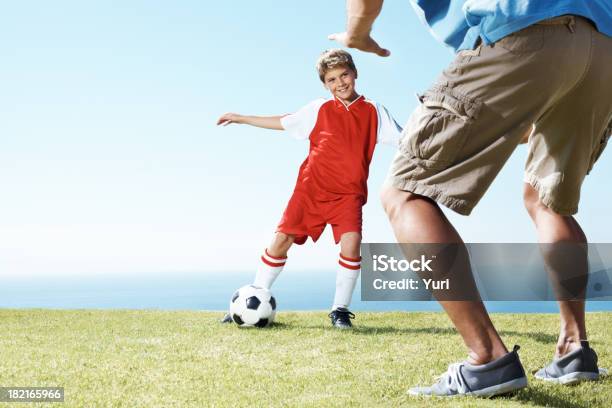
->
[[0, 310, 610, 407]]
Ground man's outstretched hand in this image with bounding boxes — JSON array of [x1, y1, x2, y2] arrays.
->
[[328, 32, 390, 57]]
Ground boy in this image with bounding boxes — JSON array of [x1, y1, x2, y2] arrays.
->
[[216, 49, 402, 328]]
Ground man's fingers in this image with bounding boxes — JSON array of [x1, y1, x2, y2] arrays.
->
[[376, 47, 391, 57], [369, 38, 391, 57], [328, 32, 347, 45], [328, 32, 391, 57], [357, 42, 390, 57]]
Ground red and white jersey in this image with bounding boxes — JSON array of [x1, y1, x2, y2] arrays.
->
[[280, 95, 402, 203]]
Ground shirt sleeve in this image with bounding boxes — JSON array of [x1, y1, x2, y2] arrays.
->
[[280, 98, 326, 140], [375, 103, 403, 147]]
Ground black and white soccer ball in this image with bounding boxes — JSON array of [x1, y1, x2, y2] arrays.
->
[[229, 285, 277, 327]]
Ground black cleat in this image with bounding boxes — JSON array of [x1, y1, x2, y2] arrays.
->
[[220, 312, 233, 324], [328, 307, 355, 329]]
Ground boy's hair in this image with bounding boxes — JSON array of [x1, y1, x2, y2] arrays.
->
[[316, 49, 357, 82]]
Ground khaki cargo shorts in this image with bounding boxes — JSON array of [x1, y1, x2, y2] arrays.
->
[[389, 15, 612, 215]]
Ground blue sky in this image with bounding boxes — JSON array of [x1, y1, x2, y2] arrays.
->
[[1, 1, 611, 276]]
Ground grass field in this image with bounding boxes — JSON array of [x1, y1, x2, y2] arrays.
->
[[0, 310, 610, 407]]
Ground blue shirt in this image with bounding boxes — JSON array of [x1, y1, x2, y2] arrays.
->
[[410, 0, 612, 52]]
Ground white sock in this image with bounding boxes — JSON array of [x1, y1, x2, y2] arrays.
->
[[253, 249, 287, 289], [332, 254, 361, 310]]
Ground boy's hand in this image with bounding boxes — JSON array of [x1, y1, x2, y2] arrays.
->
[[328, 32, 390, 57], [216, 113, 243, 126], [216, 113, 284, 130]]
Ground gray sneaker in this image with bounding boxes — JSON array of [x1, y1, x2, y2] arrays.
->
[[408, 345, 527, 397], [534, 340, 600, 385]]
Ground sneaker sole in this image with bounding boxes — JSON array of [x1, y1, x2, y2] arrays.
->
[[408, 376, 527, 397], [535, 371, 599, 385], [469, 376, 528, 397]]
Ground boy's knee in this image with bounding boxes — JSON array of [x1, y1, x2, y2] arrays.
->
[[340, 234, 362, 259], [269, 232, 294, 256], [275, 232, 293, 245]]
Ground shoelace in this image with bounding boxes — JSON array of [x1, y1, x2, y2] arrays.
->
[[436, 362, 468, 394], [328, 310, 355, 320]]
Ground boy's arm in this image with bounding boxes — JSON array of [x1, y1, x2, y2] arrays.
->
[[328, 0, 389, 57], [218, 99, 325, 139], [216, 113, 284, 130]]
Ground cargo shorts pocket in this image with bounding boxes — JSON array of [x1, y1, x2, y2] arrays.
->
[[496, 25, 545, 54], [399, 85, 482, 171], [587, 118, 611, 174]]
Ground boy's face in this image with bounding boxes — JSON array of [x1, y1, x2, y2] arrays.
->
[[323, 66, 358, 104]]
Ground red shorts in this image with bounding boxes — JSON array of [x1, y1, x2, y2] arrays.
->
[[277, 191, 363, 245]]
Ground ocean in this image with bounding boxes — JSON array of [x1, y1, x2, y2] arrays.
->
[[1, 271, 611, 313]]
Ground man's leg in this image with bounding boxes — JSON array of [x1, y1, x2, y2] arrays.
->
[[523, 184, 587, 357], [381, 185, 507, 365]]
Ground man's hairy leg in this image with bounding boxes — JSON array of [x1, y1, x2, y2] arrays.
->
[[524, 184, 587, 358], [381, 184, 508, 365]]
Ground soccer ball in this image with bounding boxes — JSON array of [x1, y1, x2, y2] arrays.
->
[[229, 285, 277, 327]]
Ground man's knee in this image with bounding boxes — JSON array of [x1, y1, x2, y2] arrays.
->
[[523, 183, 568, 221], [523, 184, 559, 221], [380, 184, 413, 220], [523, 184, 542, 219], [380, 183, 398, 215]]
